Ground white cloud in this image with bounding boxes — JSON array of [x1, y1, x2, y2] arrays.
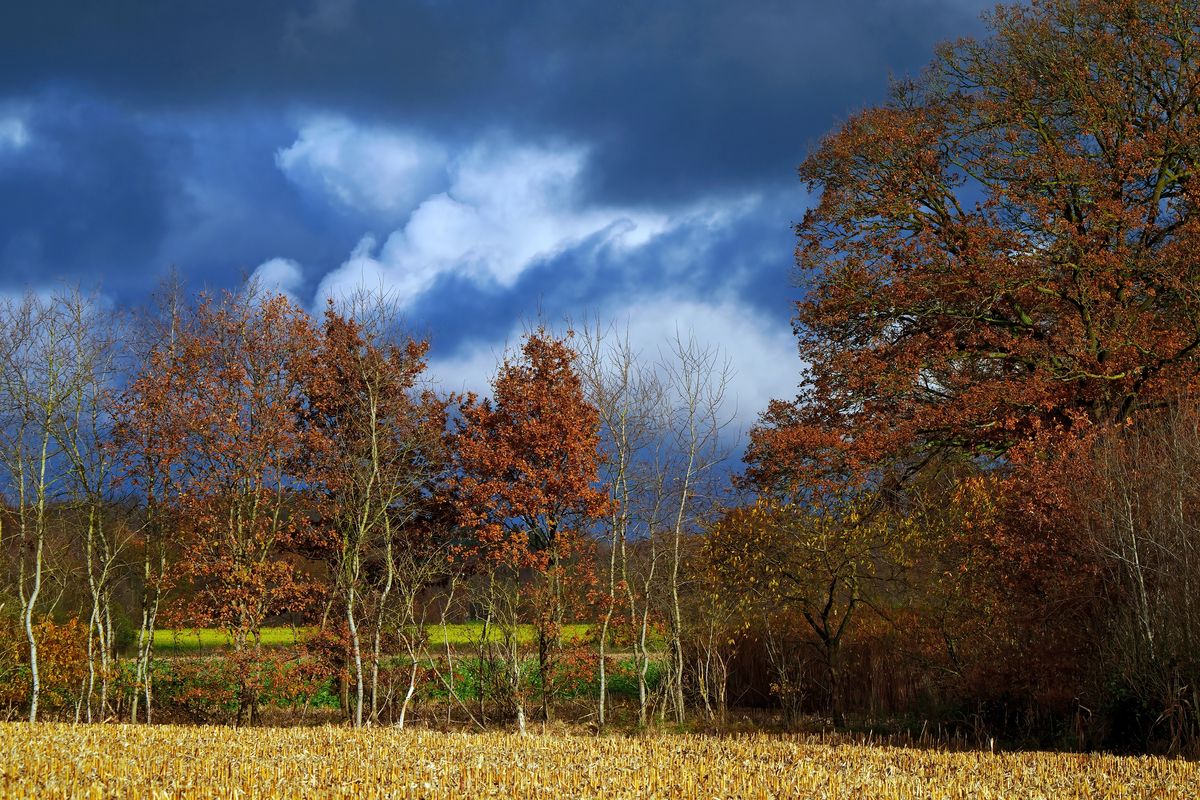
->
[[428, 337, 508, 397], [0, 115, 30, 152], [430, 294, 799, 431], [266, 120, 796, 426], [250, 257, 306, 304], [601, 295, 799, 427], [270, 119, 758, 311], [309, 137, 681, 308], [276, 116, 447, 219]]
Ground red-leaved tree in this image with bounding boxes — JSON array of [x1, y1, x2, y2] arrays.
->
[[750, 0, 1200, 492], [307, 297, 446, 728], [450, 328, 607, 731], [133, 286, 328, 723]]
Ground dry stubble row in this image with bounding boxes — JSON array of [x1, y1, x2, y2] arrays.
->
[[1, 722, 1196, 799]]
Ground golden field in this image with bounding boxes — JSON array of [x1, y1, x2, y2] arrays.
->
[[0, 722, 1196, 799]]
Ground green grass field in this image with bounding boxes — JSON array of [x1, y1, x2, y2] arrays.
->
[[152, 626, 309, 651], [153, 622, 592, 653], [426, 622, 591, 647]]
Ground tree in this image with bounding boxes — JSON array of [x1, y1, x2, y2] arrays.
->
[[52, 289, 125, 721], [750, 0, 1200, 491], [657, 331, 734, 724], [451, 328, 606, 732], [146, 286, 327, 723], [577, 322, 733, 727], [683, 535, 744, 726], [1067, 403, 1200, 750], [114, 277, 188, 723], [577, 321, 664, 730], [0, 291, 99, 722], [307, 295, 444, 728], [707, 495, 912, 726]]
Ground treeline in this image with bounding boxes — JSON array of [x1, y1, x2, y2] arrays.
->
[[0, 276, 1194, 751], [6, 0, 1200, 756], [0, 282, 739, 734], [738, 0, 1200, 754]]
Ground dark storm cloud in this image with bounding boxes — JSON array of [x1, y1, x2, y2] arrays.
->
[[140, 111, 366, 293], [0, 0, 992, 206], [0, 95, 365, 299], [0, 0, 1001, 419], [0, 93, 185, 294]]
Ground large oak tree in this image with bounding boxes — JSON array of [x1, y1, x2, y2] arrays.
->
[[750, 0, 1200, 490]]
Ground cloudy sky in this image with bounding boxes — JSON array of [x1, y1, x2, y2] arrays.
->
[[0, 0, 992, 427]]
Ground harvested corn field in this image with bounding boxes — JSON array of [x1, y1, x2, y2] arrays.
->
[[1, 723, 1196, 799]]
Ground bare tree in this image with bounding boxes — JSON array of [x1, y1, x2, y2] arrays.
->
[[577, 322, 733, 727], [658, 331, 735, 725], [577, 320, 664, 729], [52, 289, 126, 721], [385, 534, 454, 729], [685, 543, 741, 726], [0, 291, 92, 722], [1075, 404, 1200, 751]]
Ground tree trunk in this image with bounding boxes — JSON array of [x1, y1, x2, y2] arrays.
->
[[370, 532, 394, 725], [827, 639, 844, 728], [637, 605, 651, 727], [398, 656, 418, 730], [347, 583, 364, 728], [23, 533, 43, 723]]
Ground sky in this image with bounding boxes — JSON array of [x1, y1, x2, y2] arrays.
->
[[0, 0, 994, 432]]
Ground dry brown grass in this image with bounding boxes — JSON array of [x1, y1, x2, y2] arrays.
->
[[0, 722, 1196, 799]]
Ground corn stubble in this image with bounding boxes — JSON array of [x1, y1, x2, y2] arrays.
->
[[1, 723, 1195, 799]]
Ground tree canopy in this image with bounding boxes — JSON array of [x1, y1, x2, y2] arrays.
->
[[750, 0, 1200, 490]]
